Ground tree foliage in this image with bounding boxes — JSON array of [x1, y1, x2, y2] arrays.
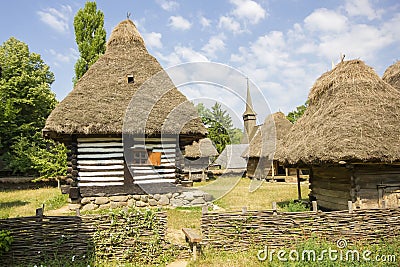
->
[[196, 103, 243, 153], [73, 1, 106, 84], [0, 37, 66, 178], [286, 101, 308, 123]]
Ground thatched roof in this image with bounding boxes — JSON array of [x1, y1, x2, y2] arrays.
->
[[184, 138, 219, 158], [277, 59, 400, 165], [242, 112, 292, 158], [382, 60, 400, 91], [44, 20, 206, 137]]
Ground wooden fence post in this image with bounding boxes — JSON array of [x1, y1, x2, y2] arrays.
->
[[348, 201, 353, 213], [296, 169, 302, 200], [312, 201, 317, 212], [242, 207, 247, 215], [76, 208, 81, 216], [202, 204, 208, 215], [36, 207, 44, 222], [272, 202, 277, 215]]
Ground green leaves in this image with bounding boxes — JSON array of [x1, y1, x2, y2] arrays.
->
[[73, 1, 106, 84], [0, 37, 64, 178], [0, 230, 13, 256], [196, 102, 243, 153], [287, 101, 308, 124]]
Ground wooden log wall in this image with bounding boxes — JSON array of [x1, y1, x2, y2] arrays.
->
[[77, 137, 124, 187], [0, 210, 169, 266], [201, 208, 400, 251], [130, 136, 178, 185]]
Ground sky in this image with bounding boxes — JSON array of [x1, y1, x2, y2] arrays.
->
[[1, 0, 400, 128]]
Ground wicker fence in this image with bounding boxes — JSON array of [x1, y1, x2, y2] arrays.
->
[[201, 207, 400, 251], [0, 208, 169, 266]]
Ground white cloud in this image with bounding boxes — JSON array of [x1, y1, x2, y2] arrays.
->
[[230, 0, 267, 24], [201, 35, 226, 58], [37, 5, 72, 34], [156, 0, 179, 11], [168, 16, 192, 30], [143, 32, 163, 49], [344, 0, 383, 20], [48, 48, 78, 67], [304, 8, 348, 33], [199, 16, 211, 28], [157, 46, 209, 67], [218, 16, 242, 33]]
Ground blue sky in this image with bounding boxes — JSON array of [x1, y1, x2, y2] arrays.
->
[[1, 0, 400, 127]]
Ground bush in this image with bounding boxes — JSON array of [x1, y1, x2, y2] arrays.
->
[[280, 200, 309, 212], [0, 230, 13, 256]]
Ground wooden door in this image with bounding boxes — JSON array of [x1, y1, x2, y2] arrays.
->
[[148, 152, 162, 166]]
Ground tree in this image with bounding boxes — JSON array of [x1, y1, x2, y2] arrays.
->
[[287, 101, 308, 123], [73, 1, 106, 84], [0, 37, 66, 178], [196, 103, 243, 153]]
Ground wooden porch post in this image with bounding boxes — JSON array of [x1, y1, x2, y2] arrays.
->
[[296, 168, 302, 200]]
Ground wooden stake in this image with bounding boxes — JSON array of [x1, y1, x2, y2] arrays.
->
[[296, 169, 302, 200], [312, 201, 317, 212]]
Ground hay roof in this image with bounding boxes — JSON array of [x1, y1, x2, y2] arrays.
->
[[44, 20, 206, 137], [184, 138, 219, 158], [277, 59, 400, 165], [243, 112, 292, 158], [382, 60, 400, 91]]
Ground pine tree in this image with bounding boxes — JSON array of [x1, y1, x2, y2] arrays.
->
[[73, 1, 106, 84]]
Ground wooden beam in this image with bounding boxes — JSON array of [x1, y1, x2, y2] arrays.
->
[[296, 168, 302, 200]]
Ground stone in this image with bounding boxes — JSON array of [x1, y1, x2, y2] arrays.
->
[[153, 194, 161, 201], [148, 194, 154, 199], [68, 203, 81, 211], [99, 203, 111, 210], [81, 203, 98, 212], [170, 198, 184, 207], [140, 195, 148, 202], [191, 198, 206, 205], [166, 193, 173, 199], [148, 199, 158, 206], [192, 190, 205, 197], [158, 195, 170, 206], [204, 193, 214, 202], [110, 195, 128, 202], [127, 199, 135, 207], [133, 195, 141, 201], [111, 201, 127, 209], [135, 201, 147, 207], [94, 197, 110, 205], [81, 197, 92, 205], [172, 193, 180, 198], [182, 192, 195, 201]]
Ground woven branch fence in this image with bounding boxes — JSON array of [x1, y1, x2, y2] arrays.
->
[[0, 209, 171, 266], [201, 208, 400, 251]]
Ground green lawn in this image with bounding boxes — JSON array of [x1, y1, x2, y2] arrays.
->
[[0, 187, 67, 218]]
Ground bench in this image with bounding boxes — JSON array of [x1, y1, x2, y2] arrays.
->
[[182, 228, 202, 260]]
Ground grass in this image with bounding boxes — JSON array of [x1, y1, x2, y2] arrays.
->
[[0, 187, 67, 218], [213, 178, 310, 211]]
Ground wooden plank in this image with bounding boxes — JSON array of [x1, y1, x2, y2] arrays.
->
[[153, 148, 176, 153], [312, 187, 350, 199], [78, 181, 124, 187], [134, 179, 176, 184], [316, 199, 348, 211], [78, 177, 124, 182], [313, 192, 351, 206], [78, 159, 124, 165], [131, 168, 175, 173], [78, 147, 124, 153], [78, 137, 121, 142], [182, 228, 202, 243], [79, 171, 124, 177], [78, 142, 122, 148], [77, 153, 123, 159], [78, 165, 124, 170], [133, 173, 176, 179], [133, 137, 176, 142]]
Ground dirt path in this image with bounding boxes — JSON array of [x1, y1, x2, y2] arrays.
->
[[167, 259, 188, 267]]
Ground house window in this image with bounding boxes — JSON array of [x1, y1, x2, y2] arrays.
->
[[127, 74, 134, 83], [132, 148, 147, 165]]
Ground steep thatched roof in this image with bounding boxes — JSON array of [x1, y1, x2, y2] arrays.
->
[[277, 59, 400, 165], [382, 60, 400, 91], [184, 138, 219, 158], [242, 112, 292, 158], [44, 20, 206, 137]]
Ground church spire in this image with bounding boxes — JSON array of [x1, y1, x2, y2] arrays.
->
[[242, 78, 257, 144]]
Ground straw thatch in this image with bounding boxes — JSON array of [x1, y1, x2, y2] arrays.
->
[[44, 20, 206, 136], [382, 60, 400, 91], [277, 59, 400, 165], [242, 112, 292, 158], [185, 138, 218, 158]]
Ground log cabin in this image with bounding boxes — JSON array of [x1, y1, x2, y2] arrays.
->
[[184, 138, 218, 181], [43, 19, 206, 199], [243, 112, 295, 180], [277, 60, 400, 210]]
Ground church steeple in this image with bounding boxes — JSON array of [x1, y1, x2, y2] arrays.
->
[[242, 78, 257, 143]]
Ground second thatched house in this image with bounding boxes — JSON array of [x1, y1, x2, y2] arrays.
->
[[43, 19, 206, 199], [278, 59, 400, 210], [382, 60, 400, 91], [242, 112, 294, 180]]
